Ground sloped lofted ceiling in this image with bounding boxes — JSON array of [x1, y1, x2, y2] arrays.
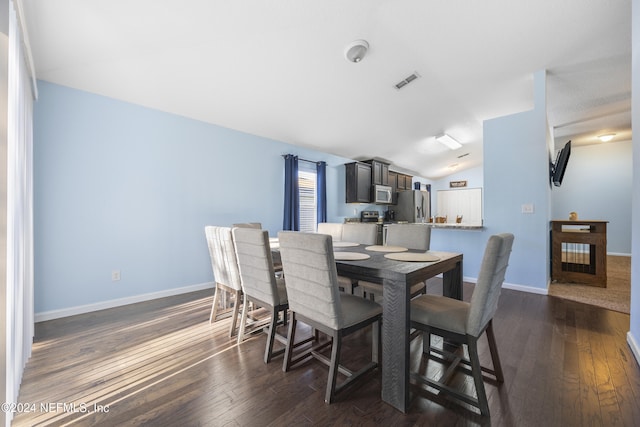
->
[[21, 0, 632, 179]]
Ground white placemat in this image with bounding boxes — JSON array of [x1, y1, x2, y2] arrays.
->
[[333, 241, 360, 248], [365, 245, 408, 253], [384, 252, 440, 262], [333, 252, 370, 261]]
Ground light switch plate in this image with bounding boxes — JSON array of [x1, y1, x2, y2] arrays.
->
[[521, 204, 534, 214]]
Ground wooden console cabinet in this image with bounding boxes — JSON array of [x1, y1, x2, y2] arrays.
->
[[550, 220, 607, 287]]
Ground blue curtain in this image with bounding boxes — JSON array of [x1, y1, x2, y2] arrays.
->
[[283, 154, 299, 231], [316, 161, 327, 224]]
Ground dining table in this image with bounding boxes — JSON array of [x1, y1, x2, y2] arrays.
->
[[332, 243, 463, 413]]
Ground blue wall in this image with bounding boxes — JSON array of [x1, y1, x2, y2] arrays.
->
[[32, 79, 551, 315], [33, 81, 362, 313], [482, 71, 551, 291], [32, 74, 563, 316], [551, 140, 632, 255]]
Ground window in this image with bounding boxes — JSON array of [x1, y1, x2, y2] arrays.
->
[[283, 155, 325, 232], [298, 160, 317, 232]]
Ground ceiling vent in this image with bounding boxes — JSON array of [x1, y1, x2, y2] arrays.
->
[[394, 72, 420, 90], [457, 153, 470, 159]]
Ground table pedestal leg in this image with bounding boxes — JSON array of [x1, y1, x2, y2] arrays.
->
[[381, 278, 410, 413], [442, 259, 463, 300]]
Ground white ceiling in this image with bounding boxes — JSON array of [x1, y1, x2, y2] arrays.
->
[[21, 0, 632, 179]]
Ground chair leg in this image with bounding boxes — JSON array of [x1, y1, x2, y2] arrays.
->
[[485, 320, 504, 382], [422, 330, 431, 355], [236, 294, 249, 345], [468, 337, 490, 417], [325, 333, 342, 404], [264, 307, 279, 364], [229, 290, 241, 338], [282, 315, 298, 372], [209, 284, 221, 323]]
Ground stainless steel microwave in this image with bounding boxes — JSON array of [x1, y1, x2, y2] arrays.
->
[[373, 185, 393, 204]]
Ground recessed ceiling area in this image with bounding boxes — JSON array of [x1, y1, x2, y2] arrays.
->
[[547, 54, 632, 150], [21, 0, 632, 179]]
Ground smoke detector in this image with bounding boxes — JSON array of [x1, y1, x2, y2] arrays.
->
[[344, 40, 369, 63]]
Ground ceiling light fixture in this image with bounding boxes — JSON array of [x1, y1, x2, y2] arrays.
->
[[344, 40, 369, 63], [436, 133, 462, 150], [598, 133, 616, 142]]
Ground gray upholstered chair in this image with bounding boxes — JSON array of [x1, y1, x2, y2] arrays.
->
[[232, 222, 283, 272], [277, 231, 382, 404], [233, 227, 291, 362], [232, 222, 262, 229], [409, 233, 514, 417], [205, 226, 244, 337], [336, 223, 378, 294], [359, 224, 432, 301], [316, 222, 343, 242], [385, 223, 431, 250], [341, 223, 378, 245]]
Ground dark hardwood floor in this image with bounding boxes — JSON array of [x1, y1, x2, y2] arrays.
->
[[13, 280, 640, 426]]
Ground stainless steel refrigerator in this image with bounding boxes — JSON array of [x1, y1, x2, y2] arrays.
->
[[395, 190, 431, 223]]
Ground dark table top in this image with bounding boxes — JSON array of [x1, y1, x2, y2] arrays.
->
[[332, 243, 462, 286]]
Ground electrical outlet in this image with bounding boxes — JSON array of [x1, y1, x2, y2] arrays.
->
[[521, 204, 535, 214], [111, 270, 121, 281]]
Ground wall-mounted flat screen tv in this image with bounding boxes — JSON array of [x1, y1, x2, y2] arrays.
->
[[552, 140, 571, 187]]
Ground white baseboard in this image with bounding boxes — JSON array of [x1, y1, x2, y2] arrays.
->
[[502, 282, 549, 295], [608, 252, 632, 257], [628, 331, 640, 368], [446, 274, 549, 296], [35, 282, 215, 323]]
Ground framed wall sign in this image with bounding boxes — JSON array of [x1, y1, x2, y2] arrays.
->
[[449, 180, 467, 188]]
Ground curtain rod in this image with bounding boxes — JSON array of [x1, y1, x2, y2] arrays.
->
[[281, 154, 324, 164]]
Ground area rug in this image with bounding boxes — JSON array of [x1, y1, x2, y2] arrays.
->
[[548, 255, 631, 314]]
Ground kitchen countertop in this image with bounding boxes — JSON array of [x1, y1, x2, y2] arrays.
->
[[386, 222, 484, 230], [344, 218, 484, 230], [428, 223, 484, 230]]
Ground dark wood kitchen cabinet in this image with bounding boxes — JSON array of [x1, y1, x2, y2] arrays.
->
[[396, 173, 413, 190], [345, 162, 372, 203], [397, 174, 406, 190], [364, 160, 389, 186]]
